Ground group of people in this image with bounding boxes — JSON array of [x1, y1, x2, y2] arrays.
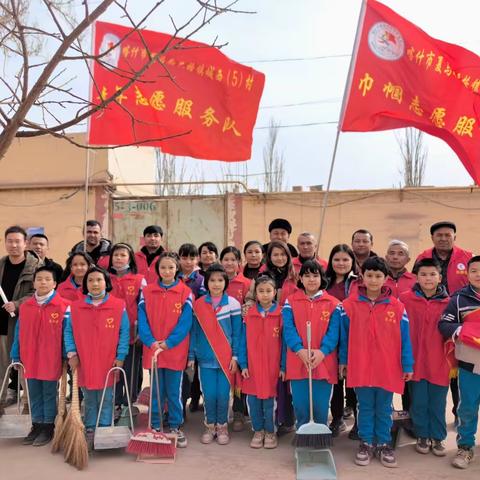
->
[[0, 217, 479, 471]]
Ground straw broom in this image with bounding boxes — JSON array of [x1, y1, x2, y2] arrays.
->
[[51, 363, 68, 453], [62, 369, 88, 470]]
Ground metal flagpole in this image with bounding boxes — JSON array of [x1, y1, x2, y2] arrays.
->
[[316, 0, 368, 254]]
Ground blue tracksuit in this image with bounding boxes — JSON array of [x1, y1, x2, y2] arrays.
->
[[189, 293, 241, 425], [64, 294, 130, 430], [339, 295, 414, 446], [137, 280, 193, 429], [439, 285, 480, 448], [282, 292, 341, 428]]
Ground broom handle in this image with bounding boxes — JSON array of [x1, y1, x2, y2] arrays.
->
[[149, 349, 163, 431], [71, 369, 80, 417], [0, 286, 15, 317], [58, 362, 68, 417], [306, 321, 314, 423]]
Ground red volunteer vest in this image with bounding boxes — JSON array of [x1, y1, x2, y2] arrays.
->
[[110, 272, 144, 344], [142, 281, 191, 371], [135, 251, 161, 285], [71, 295, 125, 389], [57, 276, 84, 303], [279, 279, 299, 306], [19, 294, 68, 381], [226, 273, 251, 304], [459, 308, 480, 350], [194, 296, 235, 385], [342, 294, 406, 394], [285, 291, 339, 383], [97, 256, 110, 270], [242, 304, 282, 399], [415, 246, 472, 295], [399, 289, 450, 386], [385, 272, 417, 298]]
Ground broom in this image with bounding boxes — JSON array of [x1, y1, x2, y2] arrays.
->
[[62, 369, 88, 470], [126, 349, 175, 458], [294, 321, 333, 448], [51, 362, 68, 453]]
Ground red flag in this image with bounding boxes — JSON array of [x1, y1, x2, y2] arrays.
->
[[88, 21, 265, 161], [340, 0, 480, 184]]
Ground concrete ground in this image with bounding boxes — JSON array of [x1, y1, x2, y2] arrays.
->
[[1, 396, 479, 480]]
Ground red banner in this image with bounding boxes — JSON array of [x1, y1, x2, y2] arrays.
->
[[340, 0, 480, 184], [88, 21, 265, 161]]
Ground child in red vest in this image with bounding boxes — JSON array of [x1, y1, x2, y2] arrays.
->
[[188, 264, 242, 445], [57, 252, 93, 302], [221, 246, 252, 431], [138, 252, 193, 448], [399, 258, 450, 456], [339, 257, 414, 468], [11, 266, 70, 446], [239, 273, 282, 449], [64, 266, 130, 450], [108, 243, 146, 409], [282, 260, 340, 430]]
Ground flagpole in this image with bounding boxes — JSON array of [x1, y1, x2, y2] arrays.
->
[[316, 0, 368, 255]]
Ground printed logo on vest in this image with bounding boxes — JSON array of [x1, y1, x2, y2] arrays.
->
[[456, 263, 467, 275], [172, 302, 182, 314], [105, 317, 115, 329], [321, 310, 330, 321], [385, 310, 396, 324], [49, 312, 60, 324], [127, 285, 136, 295], [273, 326, 280, 338]]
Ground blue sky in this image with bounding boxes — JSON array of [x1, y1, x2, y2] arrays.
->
[[74, 1, 480, 190]]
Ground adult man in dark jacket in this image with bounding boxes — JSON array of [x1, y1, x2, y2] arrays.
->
[[29, 233, 63, 282], [69, 219, 111, 267]]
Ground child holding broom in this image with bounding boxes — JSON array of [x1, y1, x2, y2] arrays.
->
[[339, 257, 414, 468], [238, 273, 282, 449], [188, 264, 242, 445], [108, 243, 146, 408], [10, 265, 70, 446], [282, 260, 341, 432], [64, 266, 130, 450], [138, 252, 193, 448]]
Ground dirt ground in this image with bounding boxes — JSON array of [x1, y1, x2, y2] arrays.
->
[[1, 396, 479, 480]]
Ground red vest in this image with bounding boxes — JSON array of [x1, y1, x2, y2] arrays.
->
[[142, 281, 192, 371], [110, 272, 144, 343], [342, 294, 406, 394], [385, 272, 417, 298], [285, 291, 339, 383], [279, 279, 299, 306], [57, 276, 84, 303], [226, 273, 251, 305], [97, 255, 110, 270], [399, 289, 450, 386], [70, 295, 125, 389], [19, 294, 68, 381], [292, 256, 328, 273], [415, 246, 472, 295], [242, 304, 282, 398], [135, 251, 161, 285]]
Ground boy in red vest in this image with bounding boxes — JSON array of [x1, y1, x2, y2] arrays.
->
[[339, 257, 414, 468], [10, 266, 70, 446], [400, 259, 450, 456]]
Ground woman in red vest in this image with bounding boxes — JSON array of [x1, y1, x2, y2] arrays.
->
[[64, 266, 130, 450], [239, 273, 282, 449], [138, 252, 193, 449], [282, 260, 340, 430], [11, 265, 70, 447], [57, 252, 93, 302], [108, 243, 146, 409]]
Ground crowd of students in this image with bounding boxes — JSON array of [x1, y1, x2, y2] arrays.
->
[[0, 217, 479, 471]]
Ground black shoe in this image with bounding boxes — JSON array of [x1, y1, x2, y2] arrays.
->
[[329, 420, 347, 438], [348, 424, 360, 441], [23, 423, 43, 445], [32, 424, 55, 447]]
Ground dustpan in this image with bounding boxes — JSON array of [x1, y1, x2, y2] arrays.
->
[[295, 447, 337, 480], [94, 367, 134, 450], [0, 362, 32, 439]]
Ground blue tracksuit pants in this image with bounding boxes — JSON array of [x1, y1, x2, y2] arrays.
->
[[82, 387, 113, 430], [355, 387, 393, 445], [409, 379, 448, 440], [457, 367, 480, 448], [246, 395, 275, 433], [27, 379, 57, 424], [290, 379, 332, 429], [150, 368, 183, 430], [199, 367, 230, 425]]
